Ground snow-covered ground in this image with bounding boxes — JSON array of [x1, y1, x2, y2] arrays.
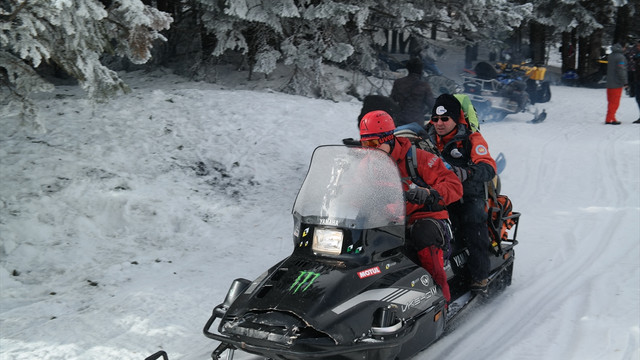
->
[[1, 65, 639, 360]]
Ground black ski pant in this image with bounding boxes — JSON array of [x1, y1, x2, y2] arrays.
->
[[449, 198, 491, 282]]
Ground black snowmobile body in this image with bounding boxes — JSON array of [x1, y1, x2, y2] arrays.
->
[[203, 145, 519, 360]]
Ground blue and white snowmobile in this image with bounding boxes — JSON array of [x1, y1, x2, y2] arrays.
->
[[461, 62, 548, 124]]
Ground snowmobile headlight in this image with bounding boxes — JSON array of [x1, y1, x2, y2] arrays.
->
[[312, 227, 343, 255]]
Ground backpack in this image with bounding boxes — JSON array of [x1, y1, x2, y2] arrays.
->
[[486, 180, 520, 255], [394, 127, 440, 188], [453, 93, 480, 132]]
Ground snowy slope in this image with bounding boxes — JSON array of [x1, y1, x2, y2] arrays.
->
[[1, 68, 638, 360]]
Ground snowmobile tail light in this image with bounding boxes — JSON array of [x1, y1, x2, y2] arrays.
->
[[312, 227, 343, 255], [434, 310, 443, 322]]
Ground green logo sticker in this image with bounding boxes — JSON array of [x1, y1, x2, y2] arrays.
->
[[289, 271, 320, 293]]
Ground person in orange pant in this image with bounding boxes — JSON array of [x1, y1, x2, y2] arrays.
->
[[605, 44, 628, 125]]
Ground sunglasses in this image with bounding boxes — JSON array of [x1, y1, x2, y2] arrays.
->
[[430, 116, 452, 123]]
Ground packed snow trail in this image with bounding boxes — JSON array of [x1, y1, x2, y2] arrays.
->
[[1, 72, 638, 360], [423, 86, 639, 360]]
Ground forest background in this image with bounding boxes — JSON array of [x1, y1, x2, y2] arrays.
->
[[1, 0, 639, 127]]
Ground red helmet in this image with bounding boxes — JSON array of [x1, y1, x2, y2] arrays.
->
[[359, 111, 396, 138]]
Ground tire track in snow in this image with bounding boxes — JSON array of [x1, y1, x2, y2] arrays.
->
[[422, 87, 639, 360]]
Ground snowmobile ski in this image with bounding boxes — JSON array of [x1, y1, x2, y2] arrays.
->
[[529, 109, 547, 124]]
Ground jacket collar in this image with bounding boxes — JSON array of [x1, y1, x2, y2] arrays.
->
[[389, 136, 412, 164], [428, 123, 468, 148]]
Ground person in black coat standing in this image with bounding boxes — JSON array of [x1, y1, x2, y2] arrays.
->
[[390, 57, 435, 127], [625, 39, 640, 123]]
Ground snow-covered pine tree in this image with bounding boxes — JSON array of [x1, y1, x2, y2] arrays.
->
[[191, 0, 538, 99], [197, 0, 430, 98], [532, 0, 621, 78], [0, 0, 172, 128], [533, 0, 609, 37], [416, 0, 531, 59]]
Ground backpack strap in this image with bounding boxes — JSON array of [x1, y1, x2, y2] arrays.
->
[[405, 145, 429, 188], [405, 145, 446, 212], [486, 176, 504, 256]]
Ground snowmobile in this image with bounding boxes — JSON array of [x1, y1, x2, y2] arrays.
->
[[494, 61, 552, 105], [461, 62, 548, 124], [561, 59, 608, 89], [201, 145, 520, 360]]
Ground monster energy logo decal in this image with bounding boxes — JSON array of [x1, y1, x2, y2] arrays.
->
[[289, 271, 320, 294]]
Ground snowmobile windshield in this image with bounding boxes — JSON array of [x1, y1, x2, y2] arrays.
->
[[293, 146, 405, 229]]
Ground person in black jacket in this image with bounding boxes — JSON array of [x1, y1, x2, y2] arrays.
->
[[625, 40, 640, 123], [357, 95, 399, 127], [390, 57, 435, 127], [426, 94, 497, 294]]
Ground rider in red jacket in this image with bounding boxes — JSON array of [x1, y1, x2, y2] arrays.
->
[[360, 110, 462, 302]]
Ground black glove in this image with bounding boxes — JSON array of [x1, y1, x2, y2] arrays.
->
[[451, 166, 469, 182], [406, 187, 435, 205], [468, 163, 495, 182]]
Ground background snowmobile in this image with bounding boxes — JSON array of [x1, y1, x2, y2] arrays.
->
[[195, 145, 520, 360], [494, 61, 552, 104], [461, 61, 548, 123], [561, 57, 608, 88]]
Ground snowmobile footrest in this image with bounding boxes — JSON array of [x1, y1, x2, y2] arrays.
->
[[211, 342, 236, 360]]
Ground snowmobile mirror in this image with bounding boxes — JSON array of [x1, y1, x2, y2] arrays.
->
[[222, 278, 252, 310]]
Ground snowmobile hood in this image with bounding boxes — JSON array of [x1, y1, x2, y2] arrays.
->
[[222, 251, 436, 344]]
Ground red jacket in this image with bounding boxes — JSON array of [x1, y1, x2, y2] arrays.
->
[[389, 137, 463, 223]]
